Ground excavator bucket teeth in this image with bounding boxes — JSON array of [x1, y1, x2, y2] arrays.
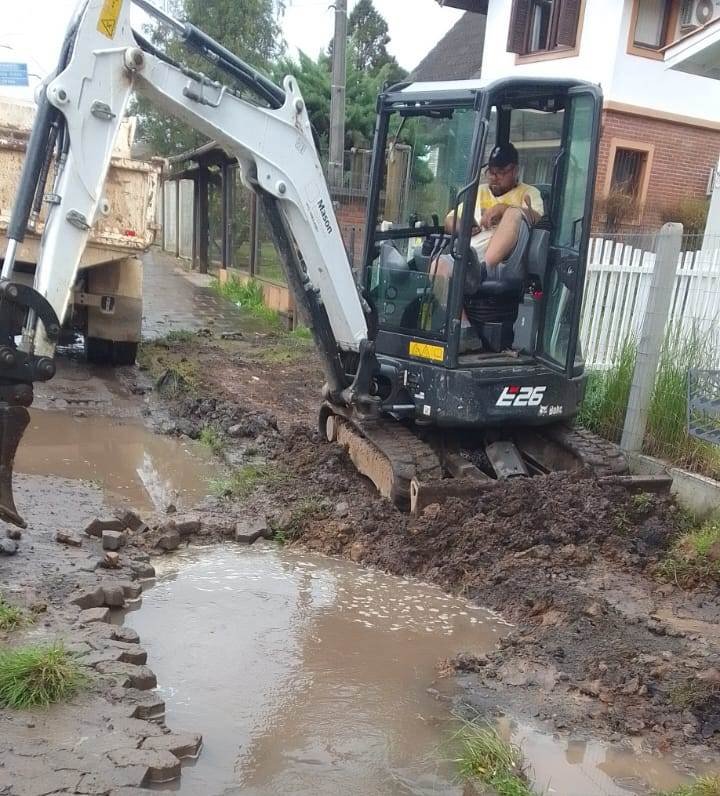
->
[[0, 405, 29, 529]]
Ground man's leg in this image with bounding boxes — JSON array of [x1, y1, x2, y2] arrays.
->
[[484, 207, 525, 268]]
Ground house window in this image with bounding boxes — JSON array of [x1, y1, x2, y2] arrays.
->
[[603, 139, 655, 218], [506, 0, 583, 57], [632, 0, 671, 49], [611, 148, 647, 198]]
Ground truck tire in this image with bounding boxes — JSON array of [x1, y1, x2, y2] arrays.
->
[[85, 337, 138, 366]]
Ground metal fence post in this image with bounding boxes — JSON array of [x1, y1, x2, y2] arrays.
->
[[620, 222, 683, 452]]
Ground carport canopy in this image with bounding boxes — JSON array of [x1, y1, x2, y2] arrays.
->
[[665, 18, 720, 80]]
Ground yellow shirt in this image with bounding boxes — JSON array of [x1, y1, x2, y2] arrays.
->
[[475, 182, 544, 220]]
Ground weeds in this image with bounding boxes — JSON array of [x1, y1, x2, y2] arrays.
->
[[450, 720, 535, 796], [0, 598, 30, 632], [669, 678, 720, 710], [199, 426, 225, 456], [272, 497, 328, 544], [578, 331, 720, 480], [0, 644, 85, 708], [658, 775, 720, 796], [214, 277, 282, 327], [658, 515, 720, 587], [138, 330, 201, 397], [210, 462, 287, 500]]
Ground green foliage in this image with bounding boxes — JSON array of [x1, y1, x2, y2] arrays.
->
[[658, 775, 720, 796], [272, 497, 328, 544], [0, 598, 30, 632], [289, 325, 313, 340], [210, 462, 287, 499], [578, 331, 720, 479], [660, 197, 710, 238], [596, 190, 641, 233], [132, 0, 286, 156], [346, 0, 406, 82], [659, 515, 720, 587], [450, 721, 534, 796], [669, 677, 720, 710], [213, 277, 282, 326], [0, 644, 85, 708], [199, 426, 225, 455]]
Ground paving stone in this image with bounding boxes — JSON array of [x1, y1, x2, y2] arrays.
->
[[95, 662, 157, 690], [111, 717, 166, 739], [55, 530, 82, 547], [102, 531, 126, 551], [107, 748, 181, 784], [235, 517, 271, 544], [78, 607, 110, 624], [119, 689, 166, 722], [113, 626, 140, 644], [155, 530, 180, 552], [174, 517, 201, 536], [0, 538, 18, 555], [72, 587, 106, 609], [130, 561, 156, 579], [117, 509, 146, 533], [115, 580, 142, 599], [142, 732, 202, 760], [117, 646, 148, 666], [84, 518, 126, 538], [74, 772, 114, 794], [101, 584, 126, 608], [6, 528, 22, 540], [80, 649, 125, 667], [101, 551, 120, 569]]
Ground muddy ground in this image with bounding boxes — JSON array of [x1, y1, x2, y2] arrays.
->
[[134, 321, 720, 768]]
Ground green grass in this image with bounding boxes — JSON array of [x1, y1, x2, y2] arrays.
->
[[0, 644, 85, 708], [214, 277, 282, 327], [273, 497, 329, 544], [199, 425, 225, 456], [658, 775, 720, 796], [450, 721, 535, 796], [669, 677, 720, 710], [0, 598, 30, 632], [658, 514, 720, 587], [578, 330, 720, 480], [289, 325, 313, 341], [210, 462, 288, 500]]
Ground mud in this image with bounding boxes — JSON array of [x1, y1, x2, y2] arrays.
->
[[135, 314, 720, 769]]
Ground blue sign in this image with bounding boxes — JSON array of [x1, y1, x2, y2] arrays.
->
[[0, 63, 29, 87]]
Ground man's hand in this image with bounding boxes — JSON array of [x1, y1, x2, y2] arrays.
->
[[522, 193, 542, 225], [480, 203, 508, 229]]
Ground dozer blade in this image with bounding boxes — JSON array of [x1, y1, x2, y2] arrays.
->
[[0, 405, 29, 529]]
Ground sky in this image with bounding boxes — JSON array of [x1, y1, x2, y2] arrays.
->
[[0, 0, 464, 100]]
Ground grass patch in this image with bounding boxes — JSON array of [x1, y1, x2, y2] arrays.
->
[[138, 331, 202, 397], [669, 677, 720, 710], [578, 330, 720, 480], [658, 515, 720, 587], [272, 497, 329, 544], [257, 333, 314, 364], [198, 425, 225, 456], [658, 775, 720, 796], [0, 597, 30, 632], [214, 277, 282, 327], [450, 720, 535, 796], [289, 325, 313, 341], [210, 462, 288, 500], [0, 644, 85, 708]]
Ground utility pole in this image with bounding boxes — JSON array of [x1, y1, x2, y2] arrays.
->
[[328, 0, 347, 190]]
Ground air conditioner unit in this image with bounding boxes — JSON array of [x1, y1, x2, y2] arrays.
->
[[680, 0, 715, 30]]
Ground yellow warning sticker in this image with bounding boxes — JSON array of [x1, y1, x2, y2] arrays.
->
[[97, 0, 124, 39], [408, 341, 445, 362]]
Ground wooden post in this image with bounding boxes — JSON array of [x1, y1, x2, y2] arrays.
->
[[174, 178, 181, 258], [196, 165, 209, 274], [249, 192, 259, 278], [192, 176, 199, 270], [220, 161, 234, 270], [621, 222, 683, 452]]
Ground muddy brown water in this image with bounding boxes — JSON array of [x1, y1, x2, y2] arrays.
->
[[16, 409, 219, 511], [125, 546, 697, 796], [11, 408, 700, 795]]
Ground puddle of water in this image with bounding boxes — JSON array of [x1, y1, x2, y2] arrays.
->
[[15, 410, 219, 512], [126, 544, 503, 795], [125, 545, 699, 796]]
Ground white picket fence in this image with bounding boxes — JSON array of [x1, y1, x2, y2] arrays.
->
[[581, 236, 720, 369]]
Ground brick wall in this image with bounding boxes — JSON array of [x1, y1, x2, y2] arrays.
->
[[335, 197, 367, 269], [594, 109, 720, 229]]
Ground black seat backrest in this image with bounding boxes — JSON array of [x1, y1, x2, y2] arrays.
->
[[526, 228, 550, 286]]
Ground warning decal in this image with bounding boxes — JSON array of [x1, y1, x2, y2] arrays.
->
[[97, 0, 124, 39], [408, 341, 445, 363]]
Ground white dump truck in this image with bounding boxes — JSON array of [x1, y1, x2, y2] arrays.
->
[[0, 98, 159, 365]]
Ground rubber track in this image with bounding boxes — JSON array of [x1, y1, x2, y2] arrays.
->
[[542, 423, 629, 477], [353, 417, 443, 500]]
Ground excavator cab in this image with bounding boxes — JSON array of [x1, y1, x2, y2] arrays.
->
[[362, 78, 602, 429]]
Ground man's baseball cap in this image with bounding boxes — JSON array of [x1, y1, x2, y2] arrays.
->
[[488, 143, 519, 168]]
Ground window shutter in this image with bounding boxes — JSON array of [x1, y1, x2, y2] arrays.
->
[[507, 0, 531, 54], [556, 0, 582, 48]]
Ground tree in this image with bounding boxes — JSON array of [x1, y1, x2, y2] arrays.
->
[[132, 0, 286, 156], [347, 0, 406, 83]]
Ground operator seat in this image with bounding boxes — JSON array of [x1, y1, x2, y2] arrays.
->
[[464, 217, 532, 352]]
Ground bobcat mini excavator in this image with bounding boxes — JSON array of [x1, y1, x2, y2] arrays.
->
[[0, 0, 631, 528]]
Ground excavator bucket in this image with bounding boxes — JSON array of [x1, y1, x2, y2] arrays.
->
[[0, 405, 29, 529]]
